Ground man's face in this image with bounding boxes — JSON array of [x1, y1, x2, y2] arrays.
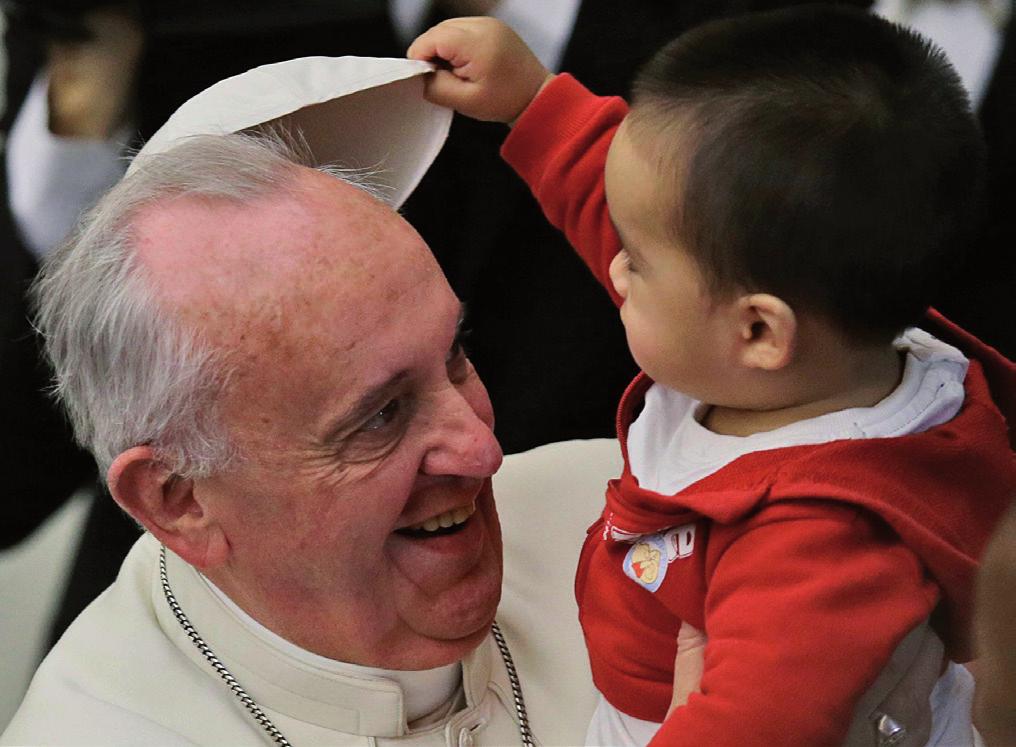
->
[[137, 169, 504, 669]]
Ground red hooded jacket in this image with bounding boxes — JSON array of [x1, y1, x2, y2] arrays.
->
[[502, 74, 1016, 746]]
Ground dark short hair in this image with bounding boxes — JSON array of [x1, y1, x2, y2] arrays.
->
[[630, 4, 985, 342]]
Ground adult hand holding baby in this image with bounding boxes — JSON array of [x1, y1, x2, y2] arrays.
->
[[671, 622, 707, 716], [407, 17, 553, 124]]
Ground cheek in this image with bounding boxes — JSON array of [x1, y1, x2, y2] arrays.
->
[[620, 303, 678, 383], [288, 463, 419, 549], [619, 300, 650, 347], [619, 309, 653, 370]]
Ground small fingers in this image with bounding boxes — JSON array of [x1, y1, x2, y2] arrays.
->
[[407, 18, 484, 66], [421, 68, 475, 109]]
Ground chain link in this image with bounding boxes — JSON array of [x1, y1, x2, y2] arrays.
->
[[160, 546, 292, 746], [160, 546, 533, 746], [490, 621, 534, 746]]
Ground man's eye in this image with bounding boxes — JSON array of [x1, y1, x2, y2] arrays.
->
[[447, 337, 471, 382], [447, 339, 464, 364], [361, 399, 401, 432]]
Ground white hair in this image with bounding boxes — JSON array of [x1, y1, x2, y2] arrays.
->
[[33, 130, 381, 479]]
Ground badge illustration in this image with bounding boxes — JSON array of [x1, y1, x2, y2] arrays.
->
[[623, 534, 668, 592], [664, 523, 696, 561]]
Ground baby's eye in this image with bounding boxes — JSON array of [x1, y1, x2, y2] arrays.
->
[[619, 248, 636, 272], [361, 399, 401, 432]]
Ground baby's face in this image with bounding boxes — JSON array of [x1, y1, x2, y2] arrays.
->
[[604, 118, 735, 400]]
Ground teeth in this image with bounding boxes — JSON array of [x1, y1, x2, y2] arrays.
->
[[408, 504, 475, 532]]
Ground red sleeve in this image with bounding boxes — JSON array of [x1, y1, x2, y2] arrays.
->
[[651, 505, 940, 747], [501, 74, 628, 306], [924, 308, 1016, 448]]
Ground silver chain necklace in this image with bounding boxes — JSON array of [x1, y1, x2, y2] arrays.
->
[[159, 546, 533, 746]]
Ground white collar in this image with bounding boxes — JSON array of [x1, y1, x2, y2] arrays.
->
[[200, 573, 461, 725], [154, 543, 495, 737]]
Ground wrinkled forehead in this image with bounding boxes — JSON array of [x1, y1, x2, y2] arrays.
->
[[132, 167, 437, 341]]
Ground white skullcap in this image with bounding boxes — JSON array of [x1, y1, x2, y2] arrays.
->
[[128, 56, 451, 208]]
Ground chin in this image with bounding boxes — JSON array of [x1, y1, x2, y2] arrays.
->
[[426, 565, 503, 635], [376, 607, 497, 670], [393, 570, 502, 670], [403, 622, 496, 670]]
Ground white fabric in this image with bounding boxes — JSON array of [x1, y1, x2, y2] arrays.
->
[[873, 0, 1009, 108], [6, 74, 131, 260], [202, 575, 461, 724], [592, 328, 972, 747], [927, 664, 977, 746], [390, 0, 581, 71], [627, 328, 968, 497], [490, 0, 581, 72], [389, 0, 432, 45], [129, 56, 451, 210], [587, 695, 659, 747], [1, 438, 617, 746]]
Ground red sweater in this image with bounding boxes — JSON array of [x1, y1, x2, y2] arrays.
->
[[502, 74, 1016, 746]]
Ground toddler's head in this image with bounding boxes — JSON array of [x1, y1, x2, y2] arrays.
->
[[604, 5, 984, 399]]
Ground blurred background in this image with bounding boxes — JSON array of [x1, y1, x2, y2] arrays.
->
[[1, 0, 1012, 733], [0, 12, 95, 730]]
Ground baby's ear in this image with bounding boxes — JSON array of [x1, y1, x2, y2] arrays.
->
[[731, 293, 796, 371]]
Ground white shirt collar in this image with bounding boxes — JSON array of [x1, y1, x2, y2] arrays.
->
[[153, 541, 495, 737], [200, 573, 461, 725]]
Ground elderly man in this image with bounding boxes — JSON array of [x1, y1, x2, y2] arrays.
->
[[1, 128, 609, 745]]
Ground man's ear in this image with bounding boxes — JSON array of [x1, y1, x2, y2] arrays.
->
[[107, 446, 228, 570], [732, 293, 797, 371]]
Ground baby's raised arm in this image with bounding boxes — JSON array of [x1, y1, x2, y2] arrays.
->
[[408, 17, 553, 124]]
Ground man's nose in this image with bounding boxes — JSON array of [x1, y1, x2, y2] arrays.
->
[[608, 252, 628, 299], [420, 388, 503, 478]]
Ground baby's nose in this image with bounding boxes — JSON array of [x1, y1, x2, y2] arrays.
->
[[608, 252, 629, 299]]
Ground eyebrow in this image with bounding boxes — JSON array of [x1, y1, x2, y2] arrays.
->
[[320, 302, 466, 442]]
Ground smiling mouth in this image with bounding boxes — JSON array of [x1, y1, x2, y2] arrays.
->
[[395, 504, 475, 539]]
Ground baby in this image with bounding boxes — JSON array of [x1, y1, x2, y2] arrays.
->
[[410, 6, 1015, 746]]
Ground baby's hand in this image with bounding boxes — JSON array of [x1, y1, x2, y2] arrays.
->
[[407, 17, 553, 124]]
